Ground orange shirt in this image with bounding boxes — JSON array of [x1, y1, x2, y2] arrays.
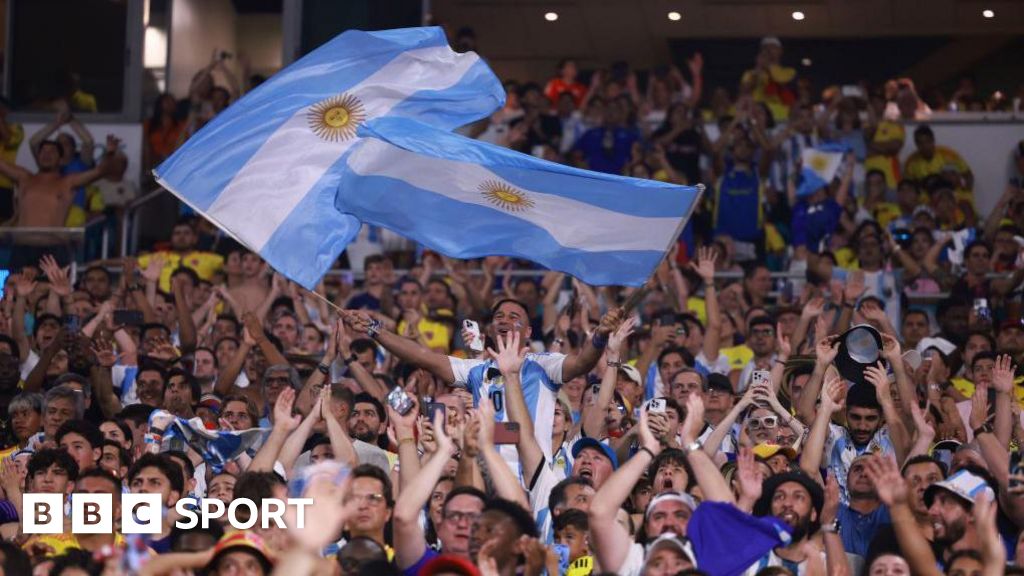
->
[[145, 118, 185, 163]]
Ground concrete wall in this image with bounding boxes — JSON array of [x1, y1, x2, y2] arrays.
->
[[167, 0, 238, 98], [237, 13, 283, 79]]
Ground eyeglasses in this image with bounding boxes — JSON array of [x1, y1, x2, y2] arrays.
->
[[346, 493, 386, 506], [750, 328, 775, 338], [444, 511, 480, 524], [747, 416, 778, 430], [706, 388, 729, 397]]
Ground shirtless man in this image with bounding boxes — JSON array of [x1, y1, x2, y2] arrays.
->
[[0, 135, 118, 268], [228, 249, 271, 315]]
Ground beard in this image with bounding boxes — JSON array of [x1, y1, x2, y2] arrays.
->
[[782, 511, 813, 541], [934, 516, 967, 546]]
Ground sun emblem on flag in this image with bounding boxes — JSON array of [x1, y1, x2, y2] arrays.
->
[[480, 180, 535, 212], [809, 154, 829, 172], [308, 93, 366, 141]]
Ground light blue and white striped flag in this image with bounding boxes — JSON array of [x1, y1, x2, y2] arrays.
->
[[796, 143, 849, 197], [337, 118, 701, 286], [154, 27, 504, 288]]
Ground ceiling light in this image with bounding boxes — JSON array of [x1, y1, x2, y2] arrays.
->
[[792, 11, 805, 21], [801, 58, 812, 67], [982, 9, 994, 18], [667, 11, 682, 21], [544, 11, 558, 21]]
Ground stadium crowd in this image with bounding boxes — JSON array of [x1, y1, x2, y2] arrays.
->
[[0, 32, 1023, 576]]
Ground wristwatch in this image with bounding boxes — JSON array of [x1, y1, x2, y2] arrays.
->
[[341, 353, 358, 366], [973, 422, 994, 438], [606, 360, 623, 368], [822, 518, 841, 534], [316, 362, 331, 375], [366, 318, 383, 339], [681, 440, 701, 455]]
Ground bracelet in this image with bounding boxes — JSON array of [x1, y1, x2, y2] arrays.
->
[[398, 437, 417, 447], [553, 338, 564, 346], [591, 333, 608, 349], [639, 446, 656, 460], [973, 423, 993, 438], [606, 360, 622, 368], [842, 302, 855, 309], [341, 353, 357, 366], [316, 363, 331, 375]]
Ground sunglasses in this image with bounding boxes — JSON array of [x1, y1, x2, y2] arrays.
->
[[747, 416, 778, 430]]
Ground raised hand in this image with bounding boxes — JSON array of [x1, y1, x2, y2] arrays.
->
[[821, 376, 845, 415], [801, 297, 826, 321], [681, 394, 705, 445], [973, 492, 1006, 568], [735, 446, 763, 504], [864, 456, 908, 507], [879, 332, 902, 364], [776, 323, 792, 360], [487, 330, 528, 377], [273, 387, 301, 432], [688, 245, 718, 285], [595, 306, 626, 337], [859, 300, 887, 325], [815, 335, 839, 366], [608, 315, 637, 353], [39, 255, 71, 298], [90, 336, 117, 368], [863, 362, 891, 402], [141, 254, 165, 284], [969, 384, 990, 431], [12, 269, 36, 299], [992, 354, 1016, 394], [820, 474, 841, 526], [844, 270, 866, 304]]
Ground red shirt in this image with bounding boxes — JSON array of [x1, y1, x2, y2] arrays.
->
[[544, 78, 587, 108]]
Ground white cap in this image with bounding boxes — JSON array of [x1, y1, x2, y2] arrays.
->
[[916, 337, 956, 357], [644, 533, 697, 567], [761, 36, 782, 48], [924, 469, 995, 508]]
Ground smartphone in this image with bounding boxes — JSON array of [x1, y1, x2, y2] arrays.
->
[[113, 309, 144, 326], [1011, 451, 1024, 489], [841, 85, 864, 99], [646, 398, 667, 414], [426, 402, 446, 424], [752, 370, 771, 389], [386, 386, 415, 416], [463, 319, 484, 352], [62, 314, 81, 334], [493, 422, 521, 444], [973, 298, 992, 322], [658, 312, 678, 329]]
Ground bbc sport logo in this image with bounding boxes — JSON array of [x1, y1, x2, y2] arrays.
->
[[22, 493, 314, 533]]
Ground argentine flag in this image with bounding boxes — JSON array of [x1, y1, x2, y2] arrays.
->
[[796, 143, 848, 197], [154, 27, 504, 288], [337, 118, 701, 286]]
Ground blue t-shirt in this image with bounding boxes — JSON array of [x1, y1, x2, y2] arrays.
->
[[713, 162, 762, 243], [838, 503, 890, 557], [791, 197, 841, 253], [574, 127, 638, 174], [61, 156, 91, 207]]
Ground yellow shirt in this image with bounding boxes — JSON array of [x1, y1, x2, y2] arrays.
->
[[70, 90, 98, 113], [26, 532, 127, 557], [950, 376, 1024, 407], [686, 297, 707, 326], [566, 555, 594, 576], [0, 123, 24, 189], [903, 146, 970, 183], [864, 121, 905, 188], [721, 345, 753, 371], [138, 251, 225, 292], [863, 200, 902, 229], [397, 316, 452, 353]]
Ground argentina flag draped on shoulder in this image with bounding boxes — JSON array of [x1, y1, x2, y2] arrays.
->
[[337, 117, 701, 286], [154, 27, 504, 288]]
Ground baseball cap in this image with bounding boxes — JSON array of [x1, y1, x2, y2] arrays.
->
[[645, 491, 698, 519], [644, 533, 696, 568], [916, 337, 956, 357], [572, 437, 619, 470], [748, 315, 776, 331], [923, 469, 995, 508], [419, 554, 482, 576], [998, 318, 1024, 334], [706, 373, 733, 394], [754, 471, 824, 519], [752, 443, 797, 461], [209, 532, 274, 571], [619, 363, 643, 385], [761, 36, 782, 48]]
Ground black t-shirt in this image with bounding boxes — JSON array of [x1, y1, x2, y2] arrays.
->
[[653, 127, 702, 185]]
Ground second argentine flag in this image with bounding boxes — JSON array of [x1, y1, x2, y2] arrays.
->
[[338, 118, 701, 286], [154, 27, 504, 288]]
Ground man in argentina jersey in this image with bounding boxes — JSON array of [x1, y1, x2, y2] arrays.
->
[[345, 298, 625, 460]]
